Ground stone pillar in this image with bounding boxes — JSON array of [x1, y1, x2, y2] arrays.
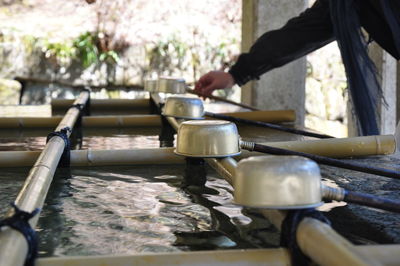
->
[[349, 43, 397, 136], [241, 0, 308, 126], [379, 51, 397, 134], [397, 61, 400, 125]]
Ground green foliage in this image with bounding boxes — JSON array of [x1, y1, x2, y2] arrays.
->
[[21, 35, 39, 55], [99, 50, 120, 64], [43, 39, 76, 65], [73, 32, 98, 68], [41, 31, 120, 68]]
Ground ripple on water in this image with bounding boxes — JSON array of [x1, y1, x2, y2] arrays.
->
[[33, 165, 280, 257]]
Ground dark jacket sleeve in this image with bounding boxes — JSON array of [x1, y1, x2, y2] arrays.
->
[[229, 0, 335, 86]]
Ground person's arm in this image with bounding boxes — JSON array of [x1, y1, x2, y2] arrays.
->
[[229, 0, 335, 86]]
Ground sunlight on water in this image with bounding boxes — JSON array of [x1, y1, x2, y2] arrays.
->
[[33, 165, 277, 257]]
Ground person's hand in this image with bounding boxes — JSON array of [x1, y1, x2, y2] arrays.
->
[[194, 71, 235, 96]]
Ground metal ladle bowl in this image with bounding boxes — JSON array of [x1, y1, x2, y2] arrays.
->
[[158, 77, 187, 94], [162, 95, 205, 119], [175, 120, 241, 158], [234, 155, 324, 209]]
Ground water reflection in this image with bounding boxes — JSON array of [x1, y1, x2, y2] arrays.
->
[[0, 168, 28, 217], [32, 163, 281, 257], [0, 136, 45, 151]]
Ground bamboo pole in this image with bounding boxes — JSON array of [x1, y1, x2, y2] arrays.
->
[[0, 91, 89, 266], [0, 148, 185, 167], [82, 115, 161, 127], [260, 210, 379, 266], [72, 148, 184, 166], [166, 116, 180, 131], [356, 245, 400, 266], [0, 117, 62, 128], [205, 157, 237, 185], [36, 248, 291, 266], [0, 115, 162, 128], [0, 109, 294, 129], [296, 218, 380, 266], [238, 135, 396, 159], [205, 111, 333, 139], [36, 244, 400, 266], [51, 98, 149, 111], [217, 110, 296, 123]]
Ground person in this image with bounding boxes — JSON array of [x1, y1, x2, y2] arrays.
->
[[194, 0, 400, 136]]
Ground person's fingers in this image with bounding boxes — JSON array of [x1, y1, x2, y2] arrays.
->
[[195, 73, 214, 94], [202, 81, 219, 96], [194, 81, 202, 91], [198, 72, 213, 83], [195, 71, 233, 96]]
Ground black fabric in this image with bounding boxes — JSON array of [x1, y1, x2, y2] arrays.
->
[[229, 0, 334, 86], [229, 0, 400, 135], [330, 0, 380, 135], [0, 203, 40, 266], [380, 0, 400, 56], [280, 208, 331, 266], [46, 127, 71, 168]]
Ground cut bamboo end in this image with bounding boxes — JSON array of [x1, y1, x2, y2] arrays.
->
[[241, 135, 396, 158]]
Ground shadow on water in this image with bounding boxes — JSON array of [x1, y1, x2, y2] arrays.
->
[[173, 158, 279, 251], [36, 168, 73, 257], [33, 162, 280, 257]]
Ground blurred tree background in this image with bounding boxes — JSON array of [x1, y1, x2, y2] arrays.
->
[[0, 0, 240, 84], [0, 0, 347, 136]]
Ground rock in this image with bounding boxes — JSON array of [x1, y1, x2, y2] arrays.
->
[[306, 78, 327, 118], [0, 78, 21, 104], [305, 114, 347, 138]]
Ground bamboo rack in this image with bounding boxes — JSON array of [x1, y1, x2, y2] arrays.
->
[[240, 135, 396, 158], [0, 148, 185, 167], [33, 244, 400, 266], [2, 133, 393, 167], [0, 115, 161, 128], [36, 248, 291, 266], [0, 93, 397, 265], [51, 98, 150, 111], [0, 110, 295, 129], [0, 91, 89, 266]]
